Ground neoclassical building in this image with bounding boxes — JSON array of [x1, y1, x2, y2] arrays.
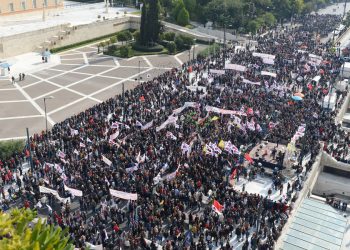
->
[[0, 0, 64, 16]]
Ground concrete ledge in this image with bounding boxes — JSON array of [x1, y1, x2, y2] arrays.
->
[[0, 15, 216, 59]]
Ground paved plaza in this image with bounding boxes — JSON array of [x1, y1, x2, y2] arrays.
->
[[0, 44, 207, 140]]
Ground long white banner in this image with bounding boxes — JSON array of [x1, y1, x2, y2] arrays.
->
[[209, 69, 225, 75], [39, 186, 70, 203], [205, 106, 247, 116], [109, 189, 138, 200], [225, 63, 246, 72], [64, 185, 83, 197]]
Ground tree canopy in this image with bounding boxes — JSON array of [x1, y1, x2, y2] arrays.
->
[[160, 0, 338, 32], [139, 0, 161, 46], [0, 208, 73, 250]]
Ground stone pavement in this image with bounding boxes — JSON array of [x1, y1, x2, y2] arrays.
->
[[0, 43, 207, 140]]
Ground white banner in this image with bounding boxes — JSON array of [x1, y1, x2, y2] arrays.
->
[[141, 120, 153, 130], [209, 69, 225, 75], [262, 57, 275, 65], [156, 115, 178, 132], [39, 186, 70, 203], [109, 131, 119, 141], [102, 155, 112, 166], [109, 189, 138, 200], [39, 186, 58, 196], [205, 106, 247, 116], [85, 242, 103, 250], [64, 185, 83, 197], [261, 71, 277, 78], [252, 52, 275, 60], [242, 79, 261, 85], [172, 102, 200, 115], [225, 63, 246, 72]]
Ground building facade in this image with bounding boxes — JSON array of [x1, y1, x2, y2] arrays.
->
[[0, 0, 64, 16]]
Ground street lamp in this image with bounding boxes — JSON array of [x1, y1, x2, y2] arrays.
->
[[42, 2, 46, 22], [43, 96, 54, 133], [193, 39, 196, 60]]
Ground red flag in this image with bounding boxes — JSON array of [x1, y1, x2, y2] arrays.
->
[[212, 200, 223, 213], [307, 83, 313, 90], [25, 149, 30, 158], [139, 96, 145, 102], [244, 153, 253, 163], [230, 169, 237, 180]]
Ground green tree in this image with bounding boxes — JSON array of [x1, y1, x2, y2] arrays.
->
[[290, 0, 304, 15], [272, 0, 291, 19], [133, 30, 141, 42], [0, 140, 25, 160], [167, 41, 177, 53], [148, 0, 161, 43], [184, 0, 196, 16], [172, 0, 186, 20], [110, 36, 117, 44], [119, 46, 132, 57], [175, 35, 185, 49], [162, 31, 176, 41], [247, 20, 260, 34], [261, 12, 276, 26], [139, 0, 161, 46], [117, 31, 132, 45], [177, 7, 190, 26], [140, 1, 148, 44], [0, 208, 73, 250]]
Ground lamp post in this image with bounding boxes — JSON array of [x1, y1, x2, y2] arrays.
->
[[193, 39, 196, 60], [122, 82, 125, 122], [43, 96, 54, 133], [134, 59, 146, 84], [42, 2, 46, 22]]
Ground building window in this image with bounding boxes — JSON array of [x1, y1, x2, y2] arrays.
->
[[55, 0, 59, 6], [33, 0, 37, 8], [9, 3, 14, 12], [44, 0, 48, 7], [21, 1, 26, 10]]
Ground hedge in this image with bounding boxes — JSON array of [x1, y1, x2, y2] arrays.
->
[[132, 43, 164, 52]]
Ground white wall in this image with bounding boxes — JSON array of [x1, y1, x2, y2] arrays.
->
[[313, 172, 350, 198], [0, 15, 212, 58]]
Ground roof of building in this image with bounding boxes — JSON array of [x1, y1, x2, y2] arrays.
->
[[281, 198, 349, 250]]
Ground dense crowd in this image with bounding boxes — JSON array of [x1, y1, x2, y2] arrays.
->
[[0, 13, 348, 250]]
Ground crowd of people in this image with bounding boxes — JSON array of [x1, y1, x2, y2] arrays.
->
[[0, 13, 349, 250]]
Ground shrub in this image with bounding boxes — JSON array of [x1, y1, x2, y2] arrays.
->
[[175, 34, 193, 49], [0, 140, 25, 160], [117, 30, 133, 44], [167, 41, 176, 54], [177, 7, 190, 26], [119, 45, 132, 57], [175, 36, 184, 50], [110, 36, 117, 44], [180, 34, 194, 46], [132, 43, 164, 52], [133, 30, 140, 42], [162, 32, 176, 41]]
